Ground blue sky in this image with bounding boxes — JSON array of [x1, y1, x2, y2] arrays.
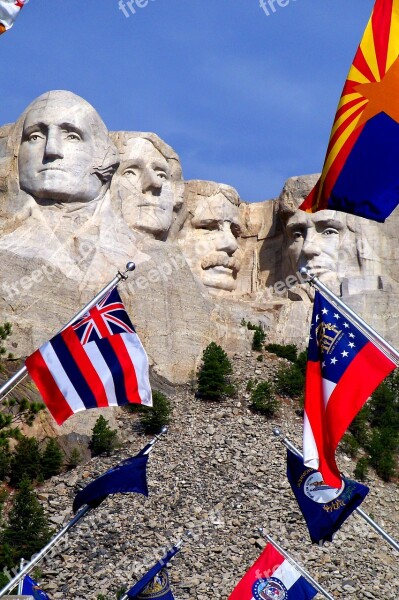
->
[[1, 0, 374, 202]]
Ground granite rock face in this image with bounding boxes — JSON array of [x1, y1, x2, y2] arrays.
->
[[0, 89, 398, 394]]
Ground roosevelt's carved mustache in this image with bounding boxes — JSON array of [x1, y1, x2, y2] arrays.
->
[[201, 252, 240, 272]]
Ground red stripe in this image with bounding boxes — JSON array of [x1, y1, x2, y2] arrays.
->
[[319, 124, 365, 205], [305, 343, 395, 487], [25, 350, 74, 426], [352, 46, 378, 83], [61, 329, 109, 408], [300, 109, 365, 213], [227, 544, 284, 600], [325, 103, 365, 158], [90, 306, 111, 338], [372, 0, 393, 78], [334, 93, 365, 121], [108, 335, 141, 404], [325, 342, 395, 449], [303, 360, 338, 482]]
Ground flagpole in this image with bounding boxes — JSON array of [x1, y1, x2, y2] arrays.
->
[[258, 529, 335, 600], [17, 559, 25, 595], [118, 532, 189, 600], [0, 427, 166, 599], [299, 267, 399, 365], [0, 261, 136, 402], [272, 427, 399, 553]]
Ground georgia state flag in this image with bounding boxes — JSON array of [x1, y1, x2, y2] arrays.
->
[[0, 0, 26, 34]]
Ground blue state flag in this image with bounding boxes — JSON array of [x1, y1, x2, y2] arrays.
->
[[73, 444, 151, 513], [127, 545, 180, 599], [21, 574, 50, 599], [287, 449, 369, 544]]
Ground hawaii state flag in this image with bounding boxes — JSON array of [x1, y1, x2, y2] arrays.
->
[[0, 0, 26, 35], [228, 543, 317, 600], [287, 448, 369, 544], [26, 288, 152, 425], [303, 291, 395, 488], [300, 0, 399, 222]]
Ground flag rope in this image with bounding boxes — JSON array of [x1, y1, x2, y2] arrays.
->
[[272, 427, 399, 553], [300, 268, 399, 366], [0, 427, 166, 599], [0, 261, 136, 403], [258, 529, 335, 600]]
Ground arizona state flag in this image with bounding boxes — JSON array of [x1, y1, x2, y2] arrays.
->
[[300, 0, 399, 222], [0, 0, 26, 35]]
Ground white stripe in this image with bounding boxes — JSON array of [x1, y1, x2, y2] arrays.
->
[[0, 0, 22, 29], [273, 558, 301, 589], [121, 333, 153, 407], [322, 377, 336, 408], [40, 342, 86, 413], [83, 343, 118, 407], [303, 412, 319, 470]]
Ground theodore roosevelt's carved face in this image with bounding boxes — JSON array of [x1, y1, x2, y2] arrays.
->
[[18, 92, 110, 204], [112, 138, 175, 238], [179, 192, 241, 292]]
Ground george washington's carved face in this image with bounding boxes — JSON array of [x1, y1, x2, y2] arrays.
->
[[18, 92, 110, 204]]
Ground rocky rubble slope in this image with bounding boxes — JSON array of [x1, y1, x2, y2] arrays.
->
[[19, 351, 399, 600]]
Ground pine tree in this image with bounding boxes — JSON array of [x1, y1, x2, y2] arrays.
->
[[252, 327, 266, 352], [90, 416, 117, 456], [9, 436, 42, 487], [140, 391, 171, 434], [0, 477, 51, 568], [250, 381, 279, 417], [197, 342, 234, 400], [0, 322, 12, 362], [42, 438, 64, 479], [66, 447, 82, 470]]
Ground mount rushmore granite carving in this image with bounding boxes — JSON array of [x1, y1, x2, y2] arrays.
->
[[178, 181, 241, 293], [110, 131, 184, 241], [0, 90, 398, 406]]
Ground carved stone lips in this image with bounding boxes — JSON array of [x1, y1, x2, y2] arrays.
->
[[201, 252, 240, 273]]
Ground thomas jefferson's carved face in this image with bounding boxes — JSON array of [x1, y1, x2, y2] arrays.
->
[[179, 194, 241, 292], [112, 138, 174, 238], [18, 95, 104, 203]]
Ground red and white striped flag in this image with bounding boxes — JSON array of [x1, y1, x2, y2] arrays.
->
[[0, 0, 26, 35], [25, 288, 152, 425]]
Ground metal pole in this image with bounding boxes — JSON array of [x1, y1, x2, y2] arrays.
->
[[272, 427, 399, 553], [300, 267, 399, 365], [17, 559, 25, 594], [0, 504, 92, 597], [0, 261, 136, 401], [0, 428, 165, 598], [258, 529, 335, 600]]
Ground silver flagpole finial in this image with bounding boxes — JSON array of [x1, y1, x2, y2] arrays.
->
[[272, 427, 282, 438], [119, 261, 136, 281]]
